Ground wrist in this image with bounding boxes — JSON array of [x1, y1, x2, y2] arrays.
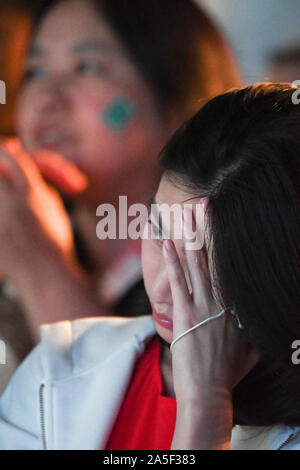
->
[[177, 391, 232, 419], [176, 383, 232, 409], [172, 393, 233, 450]]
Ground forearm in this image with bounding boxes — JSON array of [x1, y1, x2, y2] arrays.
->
[[12, 248, 105, 341], [171, 394, 233, 450]]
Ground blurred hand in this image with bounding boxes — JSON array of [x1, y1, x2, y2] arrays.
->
[[0, 138, 87, 280], [32, 148, 88, 197]]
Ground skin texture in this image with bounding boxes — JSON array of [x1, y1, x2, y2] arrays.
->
[[142, 175, 260, 449]]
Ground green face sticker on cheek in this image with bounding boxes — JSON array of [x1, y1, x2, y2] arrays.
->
[[101, 96, 137, 132]]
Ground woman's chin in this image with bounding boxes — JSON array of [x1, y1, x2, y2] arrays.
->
[[154, 321, 173, 344]]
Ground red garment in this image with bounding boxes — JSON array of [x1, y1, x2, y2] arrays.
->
[[105, 336, 177, 450]]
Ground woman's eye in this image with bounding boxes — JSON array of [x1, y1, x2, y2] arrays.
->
[[23, 66, 48, 81], [147, 219, 163, 244], [76, 60, 106, 75]]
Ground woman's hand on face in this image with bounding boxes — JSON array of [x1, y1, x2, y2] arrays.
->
[[162, 205, 260, 407], [0, 139, 86, 280]]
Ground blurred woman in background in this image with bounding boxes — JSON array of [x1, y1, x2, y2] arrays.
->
[[0, 0, 240, 391]]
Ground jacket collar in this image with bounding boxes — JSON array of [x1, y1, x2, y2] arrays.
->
[[46, 346, 145, 449], [230, 423, 299, 450], [41, 316, 156, 450]]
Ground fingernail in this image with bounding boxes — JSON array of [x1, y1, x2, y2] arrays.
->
[[200, 197, 209, 210], [163, 239, 173, 251]]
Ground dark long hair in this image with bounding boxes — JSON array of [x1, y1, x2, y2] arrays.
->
[[28, 0, 240, 118], [160, 82, 300, 426]]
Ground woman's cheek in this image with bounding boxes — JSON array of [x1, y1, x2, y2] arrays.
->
[[85, 96, 140, 144], [15, 87, 37, 151], [74, 75, 159, 152], [74, 78, 138, 131], [98, 95, 137, 133], [75, 92, 154, 176], [141, 235, 160, 299]]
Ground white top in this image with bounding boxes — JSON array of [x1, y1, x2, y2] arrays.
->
[[0, 315, 299, 450]]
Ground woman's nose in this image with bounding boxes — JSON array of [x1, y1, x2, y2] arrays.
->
[[38, 76, 72, 113]]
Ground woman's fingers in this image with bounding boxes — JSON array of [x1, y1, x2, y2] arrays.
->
[[0, 139, 47, 190], [182, 206, 212, 308], [0, 160, 14, 186], [0, 140, 88, 197], [163, 239, 191, 316], [0, 147, 28, 190], [33, 150, 88, 196]]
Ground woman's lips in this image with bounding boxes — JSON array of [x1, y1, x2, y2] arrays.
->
[[34, 127, 76, 154], [152, 306, 173, 331]]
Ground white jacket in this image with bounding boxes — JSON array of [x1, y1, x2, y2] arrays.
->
[[0, 315, 299, 450]]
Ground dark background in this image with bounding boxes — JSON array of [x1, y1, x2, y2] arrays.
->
[[0, 1, 36, 135]]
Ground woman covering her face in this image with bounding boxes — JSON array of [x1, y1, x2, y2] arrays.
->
[[0, 0, 240, 391], [0, 82, 299, 450]]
